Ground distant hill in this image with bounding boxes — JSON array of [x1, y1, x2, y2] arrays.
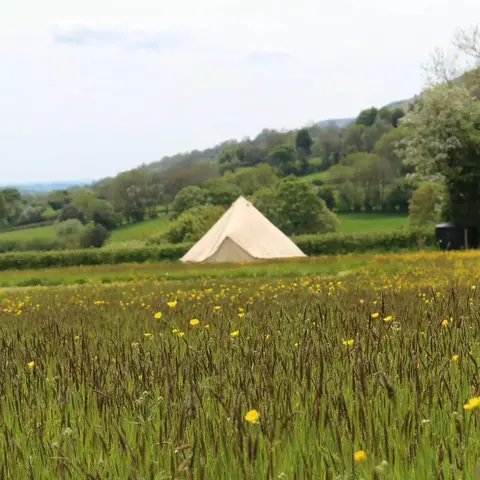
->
[[3, 181, 91, 193], [316, 118, 354, 128]]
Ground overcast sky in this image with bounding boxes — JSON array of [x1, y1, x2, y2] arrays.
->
[[1, 0, 479, 184]]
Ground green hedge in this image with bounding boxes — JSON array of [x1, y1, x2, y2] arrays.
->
[[0, 238, 63, 254], [0, 230, 438, 271], [0, 220, 56, 233], [0, 243, 193, 271], [293, 230, 436, 255]]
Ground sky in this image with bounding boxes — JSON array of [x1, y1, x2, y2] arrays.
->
[[1, 0, 479, 184]]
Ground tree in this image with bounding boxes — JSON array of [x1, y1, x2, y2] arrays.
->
[[0, 193, 6, 226], [355, 107, 378, 127], [157, 205, 225, 244], [251, 187, 281, 226], [224, 163, 278, 196], [56, 219, 84, 249], [107, 169, 149, 223], [400, 82, 480, 227], [267, 144, 297, 176], [374, 126, 413, 176], [90, 200, 119, 231], [202, 179, 242, 207], [295, 128, 313, 155], [154, 162, 219, 201], [170, 186, 207, 219], [408, 182, 446, 248], [391, 108, 405, 127], [58, 204, 86, 224], [400, 27, 480, 229], [47, 189, 70, 210], [317, 185, 336, 211], [310, 125, 342, 170], [384, 179, 417, 213], [71, 189, 97, 215], [80, 223, 110, 248], [260, 178, 340, 236], [17, 206, 44, 225]]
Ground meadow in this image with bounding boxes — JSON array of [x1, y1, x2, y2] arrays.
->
[[0, 213, 408, 245], [1, 250, 480, 478]]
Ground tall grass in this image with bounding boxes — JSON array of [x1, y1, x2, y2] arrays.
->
[[1, 257, 480, 477]]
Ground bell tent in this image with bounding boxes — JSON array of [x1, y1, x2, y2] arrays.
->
[[180, 196, 306, 263]]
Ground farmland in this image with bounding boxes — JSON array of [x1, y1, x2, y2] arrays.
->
[[0, 212, 408, 246], [1, 250, 480, 477]]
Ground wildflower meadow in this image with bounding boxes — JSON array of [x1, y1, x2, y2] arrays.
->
[[1, 251, 480, 478]]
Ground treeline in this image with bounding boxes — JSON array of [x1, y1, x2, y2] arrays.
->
[[0, 102, 415, 248]]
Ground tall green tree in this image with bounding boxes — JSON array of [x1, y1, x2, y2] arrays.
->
[[0, 193, 6, 226], [355, 107, 378, 127], [400, 82, 480, 226]]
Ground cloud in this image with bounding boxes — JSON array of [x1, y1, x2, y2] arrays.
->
[[52, 25, 189, 52]]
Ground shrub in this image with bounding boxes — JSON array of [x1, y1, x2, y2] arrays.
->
[[58, 204, 85, 223], [253, 178, 340, 236], [0, 243, 193, 271], [80, 223, 110, 248], [17, 206, 45, 226], [293, 229, 436, 255], [170, 186, 207, 219], [56, 219, 84, 249], [151, 205, 225, 244], [0, 237, 62, 254]]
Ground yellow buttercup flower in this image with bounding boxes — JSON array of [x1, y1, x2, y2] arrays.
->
[[154, 312, 162, 319], [464, 397, 480, 410], [342, 339, 355, 346], [383, 315, 393, 322], [214, 306, 221, 311], [451, 354, 459, 362], [230, 330, 240, 337], [189, 319, 200, 326], [167, 300, 177, 308], [441, 319, 448, 327], [238, 313, 245, 318], [27, 361, 35, 369], [244, 409, 259, 423], [353, 450, 366, 463], [144, 333, 153, 337], [371, 313, 380, 319]]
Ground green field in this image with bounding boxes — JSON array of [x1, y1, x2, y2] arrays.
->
[[0, 224, 57, 241], [108, 216, 169, 243], [0, 250, 479, 477], [338, 213, 408, 233], [0, 213, 408, 246], [0, 250, 477, 289]]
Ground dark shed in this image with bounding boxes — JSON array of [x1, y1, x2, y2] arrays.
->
[[435, 223, 479, 250]]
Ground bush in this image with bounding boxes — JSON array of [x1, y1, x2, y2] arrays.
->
[[0, 243, 193, 271], [293, 229, 436, 255], [58, 204, 85, 223], [0, 237, 62, 254], [202, 178, 242, 206], [17, 206, 45, 226], [254, 178, 340, 236], [170, 186, 207, 219], [56, 219, 84, 249], [152, 205, 225, 244], [80, 223, 110, 248]]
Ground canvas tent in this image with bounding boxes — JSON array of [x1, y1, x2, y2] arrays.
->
[[180, 196, 306, 263]]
